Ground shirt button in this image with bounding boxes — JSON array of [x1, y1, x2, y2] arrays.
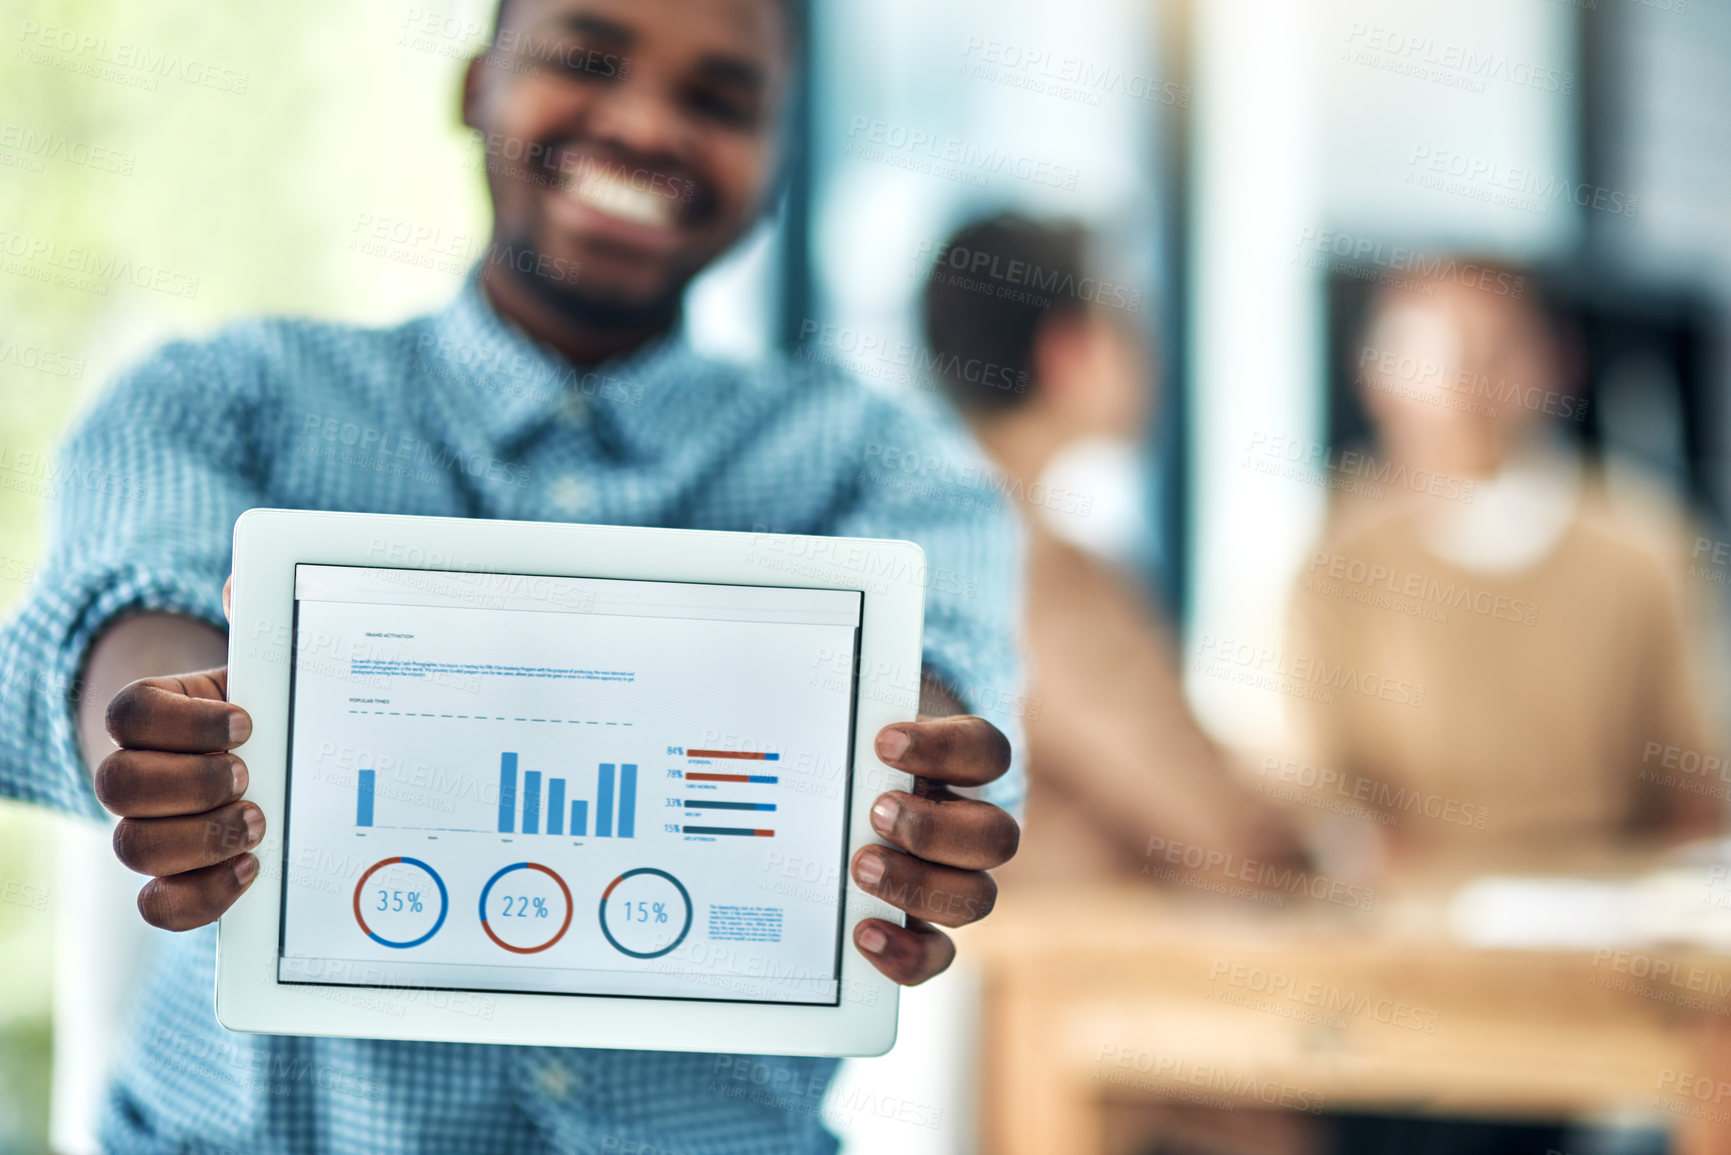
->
[[547, 474, 586, 515], [557, 391, 590, 423], [535, 1061, 577, 1098]]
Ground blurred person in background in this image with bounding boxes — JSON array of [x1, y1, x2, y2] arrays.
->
[[922, 213, 1300, 887], [1286, 261, 1723, 878]]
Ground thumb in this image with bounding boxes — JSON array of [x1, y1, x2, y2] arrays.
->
[[222, 574, 233, 623]]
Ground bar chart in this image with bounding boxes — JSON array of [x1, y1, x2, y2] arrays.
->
[[495, 754, 637, 838], [351, 751, 639, 839]]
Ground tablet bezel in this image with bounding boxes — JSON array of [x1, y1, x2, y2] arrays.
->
[[218, 508, 919, 1057]]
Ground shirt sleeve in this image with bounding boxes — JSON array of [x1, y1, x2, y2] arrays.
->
[[0, 333, 269, 819], [831, 398, 1029, 819]]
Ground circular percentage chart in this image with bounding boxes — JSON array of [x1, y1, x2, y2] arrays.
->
[[352, 856, 449, 949], [477, 862, 574, 954], [597, 868, 694, 959]]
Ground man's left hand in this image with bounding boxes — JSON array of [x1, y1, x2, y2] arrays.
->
[[853, 712, 1018, 984]]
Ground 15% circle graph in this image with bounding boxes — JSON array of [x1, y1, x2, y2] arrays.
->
[[598, 868, 693, 959]]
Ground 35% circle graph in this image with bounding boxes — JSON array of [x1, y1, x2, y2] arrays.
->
[[352, 857, 449, 949]]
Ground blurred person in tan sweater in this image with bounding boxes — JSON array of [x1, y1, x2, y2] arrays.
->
[[921, 213, 1299, 887], [1286, 263, 1723, 875]]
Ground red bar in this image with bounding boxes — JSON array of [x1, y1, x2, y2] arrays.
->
[[686, 772, 751, 783], [687, 749, 772, 760]]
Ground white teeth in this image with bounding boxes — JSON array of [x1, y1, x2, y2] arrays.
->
[[563, 168, 676, 228]]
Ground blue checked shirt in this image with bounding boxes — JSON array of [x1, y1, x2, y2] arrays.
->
[[0, 271, 1025, 1155]]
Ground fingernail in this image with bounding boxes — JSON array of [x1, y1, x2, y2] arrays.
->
[[233, 854, 258, 886], [871, 796, 899, 833], [243, 806, 264, 845], [231, 758, 248, 798], [876, 728, 911, 763], [228, 710, 250, 746], [858, 925, 887, 955], [854, 851, 886, 888]]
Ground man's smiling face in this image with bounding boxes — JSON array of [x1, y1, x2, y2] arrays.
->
[[463, 0, 791, 327]]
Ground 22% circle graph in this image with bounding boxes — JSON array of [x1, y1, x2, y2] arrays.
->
[[478, 862, 574, 954]]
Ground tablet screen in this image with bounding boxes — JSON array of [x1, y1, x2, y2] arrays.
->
[[277, 563, 864, 1006]]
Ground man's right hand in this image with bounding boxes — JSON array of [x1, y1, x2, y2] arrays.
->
[[94, 667, 262, 930]]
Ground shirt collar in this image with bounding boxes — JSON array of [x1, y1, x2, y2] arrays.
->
[[425, 268, 717, 460]]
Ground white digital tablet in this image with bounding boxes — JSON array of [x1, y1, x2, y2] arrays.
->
[[217, 508, 923, 1057]]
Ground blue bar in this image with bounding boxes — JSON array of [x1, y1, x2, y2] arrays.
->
[[497, 753, 518, 833], [571, 799, 588, 837], [356, 769, 375, 827], [748, 775, 778, 784], [597, 763, 615, 837], [548, 778, 565, 835], [764, 753, 780, 761], [683, 800, 775, 811], [619, 764, 637, 838], [522, 771, 541, 834]]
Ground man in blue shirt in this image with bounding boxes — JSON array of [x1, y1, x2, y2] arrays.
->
[[0, 0, 1024, 1150]]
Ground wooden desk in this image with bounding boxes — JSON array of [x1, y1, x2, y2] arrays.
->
[[964, 884, 1731, 1155]]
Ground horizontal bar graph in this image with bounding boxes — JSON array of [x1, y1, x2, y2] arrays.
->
[[681, 800, 776, 811], [686, 772, 778, 784], [687, 749, 780, 761], [682, 825, 775, 837]]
